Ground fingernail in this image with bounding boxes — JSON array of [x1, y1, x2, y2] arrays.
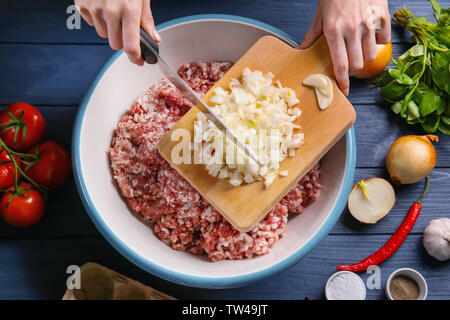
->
[[152, 29, 161, 42]]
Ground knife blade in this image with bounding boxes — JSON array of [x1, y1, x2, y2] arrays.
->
[[139, 28, 260, 165]]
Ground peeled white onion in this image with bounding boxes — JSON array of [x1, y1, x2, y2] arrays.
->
[[348, 178, 396, 224], [386, 135, 438, 185]]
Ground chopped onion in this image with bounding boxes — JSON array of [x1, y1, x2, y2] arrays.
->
[[348, 178, 396, 224], [386, 135, 438, 185], [194, 68, 303, 188]]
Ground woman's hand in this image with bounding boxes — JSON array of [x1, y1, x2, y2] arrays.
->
[[299, 0, 391, 96], [74, 0, 160, 66]]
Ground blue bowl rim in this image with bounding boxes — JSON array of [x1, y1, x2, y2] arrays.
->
[[72, 14, 356, 289]]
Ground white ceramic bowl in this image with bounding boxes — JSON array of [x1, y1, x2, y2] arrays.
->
[[325, 271, 366, 300], [72, 15, 356, 288]]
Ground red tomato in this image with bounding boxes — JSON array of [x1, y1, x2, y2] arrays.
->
[[0, 148, 21, 189], [25, 141, 71, 188], [0, 102, 46, 152], [0, 183, 45, 228]]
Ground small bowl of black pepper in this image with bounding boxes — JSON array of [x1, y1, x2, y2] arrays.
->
[[386, 268, 428, 300]]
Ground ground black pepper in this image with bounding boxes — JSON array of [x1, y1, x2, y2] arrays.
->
[[389, 275, 420, 300]]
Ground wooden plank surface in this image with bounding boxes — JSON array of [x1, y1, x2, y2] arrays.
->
[[0, 44, 113, 106], [0, 0, 436, 44], [0, 236, 448, 300], [0, 0, 448, 300], [0, 40, 415, 106]]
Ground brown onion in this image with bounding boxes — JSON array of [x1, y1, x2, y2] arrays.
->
[[386, 135, 438, 185], [348, 178, 396, 224]]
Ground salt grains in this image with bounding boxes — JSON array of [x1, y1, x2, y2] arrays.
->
[[325, 271, 366, 300]]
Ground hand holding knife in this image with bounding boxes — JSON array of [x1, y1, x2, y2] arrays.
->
[[139, 28, 260, 165]]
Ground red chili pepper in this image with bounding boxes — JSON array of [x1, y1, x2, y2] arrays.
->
[[336, 177, 429, 272]]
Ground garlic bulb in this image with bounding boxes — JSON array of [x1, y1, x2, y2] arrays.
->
[[423, 218, 450, 261]]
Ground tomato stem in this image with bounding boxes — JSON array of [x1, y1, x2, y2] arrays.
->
[[0, 111, 27, 145], [0, 138, 47, 198]]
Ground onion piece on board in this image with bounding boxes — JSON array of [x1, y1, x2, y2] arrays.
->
[[348, 178, 396, 224]]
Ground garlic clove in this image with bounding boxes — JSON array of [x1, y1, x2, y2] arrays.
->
[[315, 87, 333, 110], [303, 74, 328, 89], [348, 178, 396, 224], [317, 75, 333, 97], [303, 74, 334, 110], [317, 86, 330, 97]]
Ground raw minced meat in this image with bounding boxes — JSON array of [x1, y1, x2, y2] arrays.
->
[[178, 61, 233, 94], [108, 62, 321, 262]]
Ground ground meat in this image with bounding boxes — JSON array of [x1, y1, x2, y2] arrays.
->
[[109, 62, 321, 262], [178, 62, 233, 94], [280, 165, 321, 214]]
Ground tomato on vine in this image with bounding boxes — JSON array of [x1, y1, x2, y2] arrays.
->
[[0, 183, 45, 228], [0, 102, 46, 152], [0, 148, 21, 189], [25, 141, 71, 189]]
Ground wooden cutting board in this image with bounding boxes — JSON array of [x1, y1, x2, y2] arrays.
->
[[158, 35, 356, 232]]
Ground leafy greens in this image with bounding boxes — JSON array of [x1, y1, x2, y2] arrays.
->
[[373, 0, 449, 134]]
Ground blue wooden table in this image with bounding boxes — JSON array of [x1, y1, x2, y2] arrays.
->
[[0, 0, 449, 300]]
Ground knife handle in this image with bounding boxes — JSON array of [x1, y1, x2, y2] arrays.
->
[[139, 28, 159, 64]]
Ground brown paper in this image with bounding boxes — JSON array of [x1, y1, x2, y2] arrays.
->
[[62, 262, 176, 300]]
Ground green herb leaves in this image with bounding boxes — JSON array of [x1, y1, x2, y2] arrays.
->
[[376, 1, 449, 135], [420, 89, 445, 116], [431, 50, 450, 95]]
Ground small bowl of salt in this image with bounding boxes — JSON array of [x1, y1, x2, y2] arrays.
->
[[325, 271, 366, 300]]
